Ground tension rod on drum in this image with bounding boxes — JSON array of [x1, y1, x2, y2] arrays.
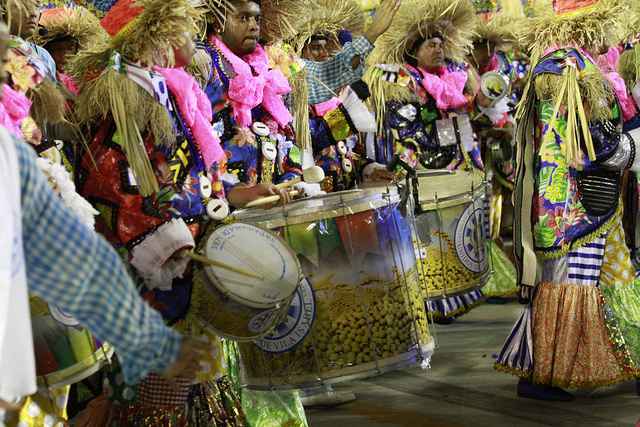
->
[[434, 193, 448, 298], [409, 195, 439, 351], [388, 189, 425, 361], [340, 194, 383, 375]]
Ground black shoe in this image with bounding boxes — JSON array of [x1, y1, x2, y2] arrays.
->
[[517, 378, 574, 402], [486, 296, 507, 304], [636, 379, 640, 397]]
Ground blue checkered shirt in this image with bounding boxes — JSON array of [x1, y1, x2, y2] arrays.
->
[[302, 35, 374, 105], [15, 135, 182, 385]]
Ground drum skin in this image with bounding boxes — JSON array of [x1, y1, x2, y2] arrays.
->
[[196, 223, 301, 342], [233, 186, 435, 389]]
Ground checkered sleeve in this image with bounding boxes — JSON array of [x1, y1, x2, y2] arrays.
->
[[304, 35, 374, 105], [15, 137, 182, 385]]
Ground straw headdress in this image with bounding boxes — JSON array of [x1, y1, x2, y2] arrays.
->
[[367, 0, 476, 68], [71, 0, 203, 196], [517, 0, 625, 60], [617, 0, 640, 90], [365, 0, 475, 123], [516, 0, 626, 178], [33, 6, 108, 50], [280, 0, 365, 56]]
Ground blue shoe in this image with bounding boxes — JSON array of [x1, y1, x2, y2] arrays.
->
[[486, 296, 507, 304], [636, 380, 640, 396], [517, 378, 574, 402]]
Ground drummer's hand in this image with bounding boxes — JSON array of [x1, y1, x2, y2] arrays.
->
[[159, 336, 216, 391], [228, 183, 293, 209], [476, 91, 493, 108], [370, 168, 396, 182], [0, 398, 20, 412]]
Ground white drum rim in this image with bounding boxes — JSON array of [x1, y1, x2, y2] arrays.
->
[[232, 185, 403, 227], [241, 338, 436, 390], [201, 222, 302, 310], [414, 170, 487, 210], [37, 344, 114, 390]]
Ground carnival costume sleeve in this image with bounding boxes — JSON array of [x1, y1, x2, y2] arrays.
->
[[15, 133, 182, 385], [304, 35, 375, 105]]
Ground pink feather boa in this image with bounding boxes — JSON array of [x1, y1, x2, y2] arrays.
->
[[153, 66, 226, 171], [407, 64, 469, 110], [209, 36, 293, 128], [0, 84, 31, 138]]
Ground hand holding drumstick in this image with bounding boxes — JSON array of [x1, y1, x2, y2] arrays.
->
[[227, 182, 296, 209]]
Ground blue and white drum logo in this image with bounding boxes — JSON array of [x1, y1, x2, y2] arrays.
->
[[256, 277, 316, 354], [454, 199, 488, 273]]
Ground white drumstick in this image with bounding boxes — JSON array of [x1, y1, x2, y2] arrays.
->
[[275, 166, 325, 189], [180, 250, 264, 280], [245, 190, 299, 208]]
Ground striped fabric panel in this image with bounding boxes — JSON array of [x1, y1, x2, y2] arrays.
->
[[495, 304, 533, 373], [567, 237, 605, 286]]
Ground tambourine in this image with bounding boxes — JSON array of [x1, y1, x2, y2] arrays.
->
[[474, 71, 510, 120], [480, 71, 509, 100]]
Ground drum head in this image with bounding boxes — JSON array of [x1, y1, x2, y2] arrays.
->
[[203, 223, 300, 306], [416, 170, 485, 210]]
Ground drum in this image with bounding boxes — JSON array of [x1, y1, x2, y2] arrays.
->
[[196, 222, 302, 342], [412, 170, 491, 300], [30, 294, 114, 390], [232, 185, 435, 390]]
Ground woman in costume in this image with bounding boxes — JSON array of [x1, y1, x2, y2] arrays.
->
[[70, 0, 291, 423], [494, 0, 640, 401]]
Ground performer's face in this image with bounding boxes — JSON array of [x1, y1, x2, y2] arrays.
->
[[415, 36, 444, 74], [45, 38, 77, 73], [302, 39, 329, 62], [220, 0, 261, 57], [172, 31, 196, 68], [5, 0, 39, 38]]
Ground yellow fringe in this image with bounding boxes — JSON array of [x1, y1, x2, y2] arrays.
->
[[493, 361, 533, 379]]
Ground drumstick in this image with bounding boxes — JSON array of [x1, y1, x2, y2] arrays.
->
[[182, 251, 264, 280], [245, 190, 299, 208], [275, 166, 325, 189]]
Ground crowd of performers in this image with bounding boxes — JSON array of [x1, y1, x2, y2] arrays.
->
[[2, 0, 640, 425]]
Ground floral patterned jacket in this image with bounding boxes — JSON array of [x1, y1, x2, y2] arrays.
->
[[530, 47, 640, 257]]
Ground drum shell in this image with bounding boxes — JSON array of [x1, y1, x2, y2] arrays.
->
[[412, 170, 491, 299], [30, 295, 113, 390], [196, 223, 301, 342], [233, 186, 434, 389]]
